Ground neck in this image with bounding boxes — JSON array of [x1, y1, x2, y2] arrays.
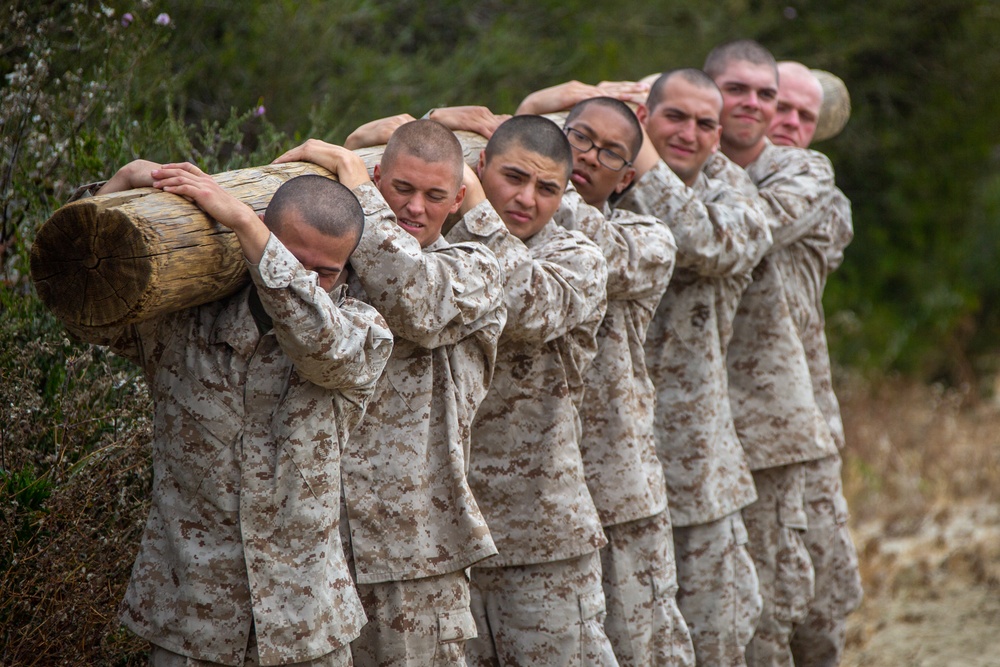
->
[[721, 138, 766, 168]]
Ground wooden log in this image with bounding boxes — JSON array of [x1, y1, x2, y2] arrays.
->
[[31, 161, 331, 331], [812, 69, 851, 143], [30, 136, 496, 332]]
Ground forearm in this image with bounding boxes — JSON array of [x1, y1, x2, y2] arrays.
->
[[252, 234, 393, 389]]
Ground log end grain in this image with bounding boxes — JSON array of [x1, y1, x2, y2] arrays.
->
[[31, 198, 153, 329]]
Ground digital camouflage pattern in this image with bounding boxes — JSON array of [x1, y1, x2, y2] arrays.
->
[[742, 464, 815, 667], [350, 571, 476, 667], [673, 513, 763, 667], [449, 202, 608, 567], [467, 551, 619, 667], [710, 145, 849, 667], [705, 150, 838, 471], [67, 234, 393, 666], [149, 638, 352, 666], [791, 455, 864, 667], [771, 178, 862, 665], [554, 188, 676, 527], [554, 189, 690, 666], [342, 182, 505, 586], [600, 512, 695, 667], [449, 201, 615, 663], [615, 160, 771, 527], [776, 186, 854, 451]]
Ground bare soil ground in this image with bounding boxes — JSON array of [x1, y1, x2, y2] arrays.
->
[[838, 374, 1000, 667]]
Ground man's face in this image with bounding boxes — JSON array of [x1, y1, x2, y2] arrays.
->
[[714, 60, 778, 152], [373, 152, 465, 248], [564, 104, 637, 208], [768, 67, 822, 149], [275, 208, 356, 291], [478, 144, 568, 241], [638, 76, 723, 186]]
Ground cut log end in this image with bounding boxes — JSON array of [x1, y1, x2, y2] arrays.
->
[[31, 200, 153, 328]]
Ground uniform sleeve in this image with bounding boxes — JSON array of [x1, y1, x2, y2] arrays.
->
[[555, 188, 676, 303], [745, 147, 838, 252], [448, 199, 607, 345], [348, 182, 505, 349], [617, 160, 772, 278], [822, 188, 854, 271], [252, 233, 394, 392]]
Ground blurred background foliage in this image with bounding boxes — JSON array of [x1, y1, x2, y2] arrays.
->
[[2, 0, 999, 662], [3, 0, 998, 385]]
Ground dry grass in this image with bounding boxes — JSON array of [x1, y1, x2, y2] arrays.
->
[[0, 435, 151, 665], [840, 370, 1000, 529], [838, 371, 1000, 666]]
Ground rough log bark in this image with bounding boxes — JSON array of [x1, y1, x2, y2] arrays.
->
[[30, 132, 496, 331]]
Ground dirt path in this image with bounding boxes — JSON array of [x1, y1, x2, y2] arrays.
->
[[843, 500, 1000, 666], [836, 376, 1000, 666]]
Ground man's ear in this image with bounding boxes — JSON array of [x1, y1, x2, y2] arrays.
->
[[636, 103, 649, 125], [616, 166, 637, 194], [476, 150, 487, 178], [372, 163, 382, 187], [450, 184, 467, 215]]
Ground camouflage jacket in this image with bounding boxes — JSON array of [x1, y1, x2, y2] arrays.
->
[[774, 181, 854, 449], [708, 146, 839, 469], [554, 189, 676, 527], [343, 183, 505, 584], [67, 234, 393, 666], [448, 202, 609, 567], [616, 161, 770, 526]]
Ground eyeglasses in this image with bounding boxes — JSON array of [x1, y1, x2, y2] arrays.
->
[[564, 127, 632, 172]]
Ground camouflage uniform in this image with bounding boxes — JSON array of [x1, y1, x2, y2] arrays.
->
[[707, 146, 839, 667], [342, 183, 506, 667], [775, 185, 864, 667], [616, 161, 771, 666], [447, 201, 615, 666], [555, 189, 694, 666], [66, 235, 393, 666]]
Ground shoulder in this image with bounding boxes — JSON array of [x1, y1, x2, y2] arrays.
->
[[530, 222, 605, 272], [752, 143, 834, 185]]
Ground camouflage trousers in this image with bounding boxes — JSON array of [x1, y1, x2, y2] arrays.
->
[[743, 463, 815, 667], [673, 512, 762, 667], [467, 549, 620, 667], [350, 571, 477, 667], [148, 633, 353, 666], [600, 511, 695, 667], [790, 454, 863, 667]]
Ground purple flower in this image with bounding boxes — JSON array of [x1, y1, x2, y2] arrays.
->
[[121, 12, 134, 27], [254, 105, 266, 117], [154, 12, 171, 26]]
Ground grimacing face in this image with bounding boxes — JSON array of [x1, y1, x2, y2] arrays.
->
[[373, 151, 465, 248], [714, 59, 779, 152], [638, 75, 723, 186], [564, 103, 637, 208], [477, 144, 568, 241]]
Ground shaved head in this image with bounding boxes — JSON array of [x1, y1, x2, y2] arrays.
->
[[381, 118, 465, 190]]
